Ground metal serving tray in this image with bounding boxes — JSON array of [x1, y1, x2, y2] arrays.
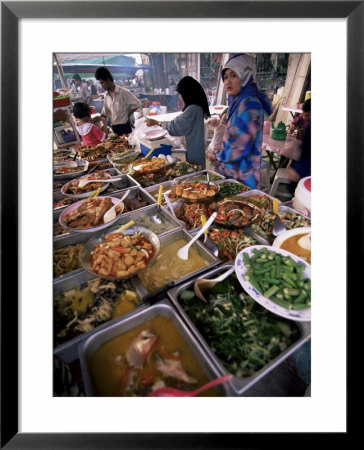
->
[[53, 231, 99, 281], [78, 299, 232, 396], [53, 170, 139, 211], [143, 179, 180, 206], [53, 160, 89, 181], [175, 169, 225, 183], [53, 186, 153, 239], [113, 203, 183, 236], [136, 228, 220, 301], [53, 269, 147, 363], [167, 263, 311, 396]]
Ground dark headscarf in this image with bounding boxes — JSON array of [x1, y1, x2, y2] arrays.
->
[[176, 76, 210, 119]]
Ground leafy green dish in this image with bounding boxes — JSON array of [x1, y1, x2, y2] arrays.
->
[[178, 274, 300, 378]]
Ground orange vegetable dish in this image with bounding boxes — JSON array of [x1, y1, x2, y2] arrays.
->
[[175, 181, 218, 201], [91, 232, 154, 278]]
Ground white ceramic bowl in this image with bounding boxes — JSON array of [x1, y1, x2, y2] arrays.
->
[[235, 245, 311, 322]]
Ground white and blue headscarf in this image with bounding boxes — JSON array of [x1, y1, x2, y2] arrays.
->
[[222, 54, 272, 120]]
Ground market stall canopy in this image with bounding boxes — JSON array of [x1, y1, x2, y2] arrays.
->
[[54, 53, 153, 77]]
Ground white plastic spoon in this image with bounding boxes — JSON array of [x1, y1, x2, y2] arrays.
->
[[103, 189, 130, 223], [78, 176, 122, 188], [177, 212, 217, 260]]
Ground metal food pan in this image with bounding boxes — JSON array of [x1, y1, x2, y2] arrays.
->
[[167, 263, 311, 396], [78, 299, 232, 397], [53, 173, 139, 212], [175, 169, 225, 183], [53, 186, 150, 237], [113, 203, 183, 236], [143, 179, 180, 205], [53, 231, 100, 281], [53, 269, 147, 363], [136, 228, 220, 300]]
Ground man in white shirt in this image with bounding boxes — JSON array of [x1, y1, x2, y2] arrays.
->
[[95, 66, 141, 136]]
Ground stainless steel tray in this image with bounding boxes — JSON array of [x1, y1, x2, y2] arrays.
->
[[53, 269, 147, 363], [167, 263, 311, 396], [53, 186, 153, 239], [53, 231, 99, 281], [113, 203, 183, 236], [53, 160, 89, 181], [143, 179, 180, 206], [136, 228, 220, 300], [78, 299, 232, 396], [175, 169, 225, 183]]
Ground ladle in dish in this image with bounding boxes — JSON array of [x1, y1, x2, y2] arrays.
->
[[148, 374, 233, 397], [78, 176, 122, 188], [177, 212, 217, 260], [164, 193, 185, 228], [151, 185, 163, 224], [194, 266, 235, 303], [103, 189, 130, 223], [272, 198, 287, 237]]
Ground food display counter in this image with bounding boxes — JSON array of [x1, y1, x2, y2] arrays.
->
[[53, 134, 311, 398]]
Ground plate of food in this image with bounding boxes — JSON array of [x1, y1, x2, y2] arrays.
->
[[174, 179, 220, 203], [273, 227, 311, 265], [79, 225, 160, 280], [53, 148, 76, 163], [129, 156, 167, 175], [142, 129, 168, 141], [61, 170, 112, 198], [59, 196, 124, 233], [53, 160, 89, 180], [235, 245, 311, 321], [208, 198, 265, 227]]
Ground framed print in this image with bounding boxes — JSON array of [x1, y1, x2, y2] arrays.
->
[[1, 1, 361, 448]]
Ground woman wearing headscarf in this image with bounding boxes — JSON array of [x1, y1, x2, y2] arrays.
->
[[145, 76, 210, 168], [209, 54, 272, 189]]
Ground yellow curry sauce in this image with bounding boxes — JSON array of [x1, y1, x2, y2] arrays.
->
[[137, 239, 209, 292], [280, 233, 311, 264], [89, 316, 217, 396]]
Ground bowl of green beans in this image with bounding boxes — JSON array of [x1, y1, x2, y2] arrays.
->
[[235, 245, 311, 322]]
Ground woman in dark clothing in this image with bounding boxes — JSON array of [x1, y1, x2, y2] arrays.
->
[[146, 76, 210, 168]]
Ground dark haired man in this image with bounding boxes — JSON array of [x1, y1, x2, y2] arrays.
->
[[95, 67, 141, 135]]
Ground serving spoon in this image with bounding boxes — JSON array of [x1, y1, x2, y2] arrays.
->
[[78, 176, 122, 188], [164, 193, 185, 228], [272, 198, 287, 237], [148, 374, 233, 397], [103, 189, 130, 223], [194, 266, 235, 303], [150, 185, 163, 224], [177, 212, 217, 260]]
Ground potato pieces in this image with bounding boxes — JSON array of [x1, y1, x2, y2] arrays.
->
[[91, 232, 154, 278]]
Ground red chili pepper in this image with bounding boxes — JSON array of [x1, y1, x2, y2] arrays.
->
[[113, 247, 125, 253]]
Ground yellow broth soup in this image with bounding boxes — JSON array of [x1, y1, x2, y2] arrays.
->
[[280, 233, 311, 264], [89, 316, 218, 396], [137, 239, 209, 292]]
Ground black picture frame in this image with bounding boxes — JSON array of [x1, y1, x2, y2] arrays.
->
[[1, 1, 360, 448]]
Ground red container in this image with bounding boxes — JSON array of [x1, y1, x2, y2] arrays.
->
[[53, 95, 71, 108]]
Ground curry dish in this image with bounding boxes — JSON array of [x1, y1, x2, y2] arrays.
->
[[280, 233, 311, 264], [89, 316, 217, 396], [138, 239, 209, 292]]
